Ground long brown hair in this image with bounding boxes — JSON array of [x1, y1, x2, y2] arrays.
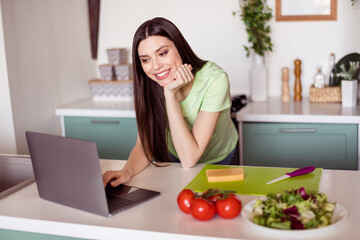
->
[[132, 17, 207, 163]]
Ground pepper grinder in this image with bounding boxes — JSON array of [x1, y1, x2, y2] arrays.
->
[[281, 67, 290, 102], [294, 59, 302, 101]]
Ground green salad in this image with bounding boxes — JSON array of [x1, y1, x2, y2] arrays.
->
[[250, 187, 336, 230]]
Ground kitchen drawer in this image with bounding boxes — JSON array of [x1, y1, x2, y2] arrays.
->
[[64, 117, 137, 160], [243, 122, 358, 170]]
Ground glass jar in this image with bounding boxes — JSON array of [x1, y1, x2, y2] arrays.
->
[[314, 66, 325, 88]]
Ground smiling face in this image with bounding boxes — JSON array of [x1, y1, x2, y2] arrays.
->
[[138, 36, 183, 87]]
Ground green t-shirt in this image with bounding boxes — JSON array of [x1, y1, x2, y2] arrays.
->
[[167, 61, 238, 164]]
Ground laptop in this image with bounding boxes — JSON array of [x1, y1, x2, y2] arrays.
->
[[25, 131, 160, 217]]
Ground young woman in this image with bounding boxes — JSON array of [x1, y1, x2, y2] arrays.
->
[[103, 17, 238, 187]]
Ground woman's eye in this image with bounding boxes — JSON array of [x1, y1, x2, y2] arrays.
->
[[141, 58, 149, 63], [159, 51, 168, 56]]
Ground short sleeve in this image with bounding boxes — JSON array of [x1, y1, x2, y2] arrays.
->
[[200, 72, 231, 112]]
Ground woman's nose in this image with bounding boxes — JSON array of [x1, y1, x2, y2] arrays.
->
[[152, 59, 163, 70]]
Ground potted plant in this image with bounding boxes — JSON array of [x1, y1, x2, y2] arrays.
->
[[235, 0, 273, 57], [337, 61, 360, 107], [233, 0, 273, 102]]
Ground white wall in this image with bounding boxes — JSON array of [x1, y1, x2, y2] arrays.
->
[[1, 0, 359, 154], [98, 0, 360, 98], [1, 0, 96, 154], [0, 1, 16, 154]]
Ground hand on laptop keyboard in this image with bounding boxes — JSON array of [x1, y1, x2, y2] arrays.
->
[[102, 169, 131, 188]]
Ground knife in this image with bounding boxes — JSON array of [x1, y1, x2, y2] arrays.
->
[[266, 166, 315, 184]]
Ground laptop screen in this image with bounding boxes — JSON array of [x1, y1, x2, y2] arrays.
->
[[26, 131, 160, 217]]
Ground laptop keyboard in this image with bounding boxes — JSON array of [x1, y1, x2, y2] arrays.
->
[[107, 195, 137, 212]]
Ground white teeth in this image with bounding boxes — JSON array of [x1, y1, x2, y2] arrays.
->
[[156, 71, 168, 77]]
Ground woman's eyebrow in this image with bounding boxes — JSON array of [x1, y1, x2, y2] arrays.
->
[[155, 45, 168, 52], [139, 45, 169, 58]]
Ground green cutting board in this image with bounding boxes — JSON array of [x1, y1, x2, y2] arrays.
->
[[184, 165, 323, 196]]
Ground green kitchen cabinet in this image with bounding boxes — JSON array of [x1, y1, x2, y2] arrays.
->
[[0, 228, 87, 240], [64, 116, 137, 160], [242, 122, 358, 170]]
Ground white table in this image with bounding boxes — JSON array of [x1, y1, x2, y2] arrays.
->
[[0, 160, 359, 240]]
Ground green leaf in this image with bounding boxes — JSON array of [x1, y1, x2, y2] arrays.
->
[[238, 0, 273, 57], [270, 221, 291, 230]]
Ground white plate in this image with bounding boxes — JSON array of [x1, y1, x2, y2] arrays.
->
[[241, 198, 347, 232]]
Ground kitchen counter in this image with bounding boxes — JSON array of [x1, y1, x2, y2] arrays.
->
[[55, 98, 135, 118], [0, 159, 359, 240], [236, 97, 360, 124], [236, 97, 360, 168], [55, 98, 136, 136]]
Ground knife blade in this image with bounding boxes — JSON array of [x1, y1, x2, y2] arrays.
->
[[266, 166, 315, 184]]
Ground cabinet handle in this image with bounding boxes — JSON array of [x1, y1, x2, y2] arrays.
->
[[90, 120, 120, 125], [279, 128, 317, 133]]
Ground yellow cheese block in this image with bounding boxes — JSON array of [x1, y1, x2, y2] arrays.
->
[[206, 168, 244, 182]]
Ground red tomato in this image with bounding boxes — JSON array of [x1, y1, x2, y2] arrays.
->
[[216, 196, 242, 219], [208, 193, 222, 203], [208, 193, 236, 203], [190, 198, 216, 221], [177, 189, 194, 214]]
